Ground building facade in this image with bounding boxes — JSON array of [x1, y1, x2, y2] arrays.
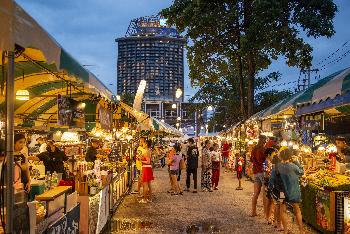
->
[[116, 15, 186, 102]]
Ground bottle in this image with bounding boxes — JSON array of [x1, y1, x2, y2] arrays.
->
[[51, 171, 58, 188], [45, 171, 51, 191]]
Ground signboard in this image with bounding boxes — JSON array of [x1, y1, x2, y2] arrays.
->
[[315, 190, 335, 231], [344, 196, 350, 233], [98, 107, 112, 130], [57, 95, 85, 128], [47, 204, 80, 234]]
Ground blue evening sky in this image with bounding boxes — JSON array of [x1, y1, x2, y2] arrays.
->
[[16, 0, 350, 100]]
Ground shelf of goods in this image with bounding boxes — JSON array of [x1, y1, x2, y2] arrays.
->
[[78, 169, 129, 234], [301, 170, 350, 233]]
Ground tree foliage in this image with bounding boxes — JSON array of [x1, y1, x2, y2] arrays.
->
[[161, 0, 337, 121]]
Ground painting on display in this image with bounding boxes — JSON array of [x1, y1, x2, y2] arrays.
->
[[57, 95, 85, 128], [99, 107, 112, 130]]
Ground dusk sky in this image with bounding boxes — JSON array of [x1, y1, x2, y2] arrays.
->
[[16, 0, 350, 100]]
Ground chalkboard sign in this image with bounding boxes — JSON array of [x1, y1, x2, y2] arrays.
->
[[46, 204, 80, 234]]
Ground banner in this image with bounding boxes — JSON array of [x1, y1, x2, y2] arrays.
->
[[47, 204, 80, 234], [57, 95, 85, 128], [98, 107, 112, 130]]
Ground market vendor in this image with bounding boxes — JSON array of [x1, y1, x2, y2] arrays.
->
[[335, 136, 350, 163], [14, 134, 31, 193], [85, 139, 100, 162], [29, 140, 68, 176]]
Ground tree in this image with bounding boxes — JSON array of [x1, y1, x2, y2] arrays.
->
[[162, 0, 337, 117]]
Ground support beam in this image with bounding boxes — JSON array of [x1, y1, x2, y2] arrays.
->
[[5, 51, 14, 234]]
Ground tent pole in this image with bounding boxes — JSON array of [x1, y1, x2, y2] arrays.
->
[[5, 51, 14, 234]]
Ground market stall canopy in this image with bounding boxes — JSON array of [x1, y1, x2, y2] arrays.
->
[[152, 118, 183, 137], [0, 0, 113, 125], [119, 102, 152, 130], [296, 68, 350, 116], [251, 68, 350, 119]]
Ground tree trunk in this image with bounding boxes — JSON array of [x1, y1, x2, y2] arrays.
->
[[247, 53, 255, 117], [237, 55, 246, 120]]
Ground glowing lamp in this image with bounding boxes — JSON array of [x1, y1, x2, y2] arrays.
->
[[172, 103, 177, 109], [16, 89, 29, 100], [318, 146, 326, 152], [61, 132, 79, 142], [326, 144, 337, 153], [175, 88, 182, 99], [207, 106, 213, 111], [281, 140, 288, 147]]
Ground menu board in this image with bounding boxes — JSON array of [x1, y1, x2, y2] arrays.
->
[[57, 95, 85, 128]]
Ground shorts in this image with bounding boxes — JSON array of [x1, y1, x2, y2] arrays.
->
[[253, 173, 265, 185], [236, 170, 243, 179], [170, 169, 179, 176]]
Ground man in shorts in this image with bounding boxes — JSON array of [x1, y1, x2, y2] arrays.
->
[[250, 135, 267, 217]]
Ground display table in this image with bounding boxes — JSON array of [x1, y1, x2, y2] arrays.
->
[[301, 171, 350, 233], [79, 169, 129, 234]]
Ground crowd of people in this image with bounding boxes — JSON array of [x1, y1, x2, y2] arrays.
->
[[133, 137, 234, 203], [132, 135, 308, 234], [250, 135, 304, 234]]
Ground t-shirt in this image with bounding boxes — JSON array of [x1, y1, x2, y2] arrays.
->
[[187, 145, 199, 169], [85, 147, 98, 162], [39, 143, 47, 153], [170, 153, 182, 171], [222, 143, 229, 157], [136, 146, 146, 170], [250, 146, 267, 174], [211, 151, 221, 162]]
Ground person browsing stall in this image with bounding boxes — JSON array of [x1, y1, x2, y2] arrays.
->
[[335, 136, 350, 163], [250, 135, 267, 217], [30, 140, 68, 176], [14, 134, 31, 193], [85, 139, 100, 162]]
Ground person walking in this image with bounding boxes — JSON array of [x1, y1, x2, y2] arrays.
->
[[221, 140, 229, 169], [185, 138, 199, 193], [235, 153, 244, 190], [168, 143, 183, 195], [211, 143, 221, 190], [250, 135, 267, 217], [178, 141, 188, 181], [139, 139, 154, 203], [201, 140, 213, 192]]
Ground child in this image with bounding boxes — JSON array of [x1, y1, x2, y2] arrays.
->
[[235, 153, 244, 190]]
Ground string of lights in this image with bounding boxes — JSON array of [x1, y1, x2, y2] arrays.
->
[[314, 40, 349, 67], [317, 48, 350, 71]]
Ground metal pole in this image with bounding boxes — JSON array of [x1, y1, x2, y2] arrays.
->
[[5, 51, 14, 234]]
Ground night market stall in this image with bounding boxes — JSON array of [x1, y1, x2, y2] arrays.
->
[[220, 67, 350, 233], [0, 1, 143, 233]]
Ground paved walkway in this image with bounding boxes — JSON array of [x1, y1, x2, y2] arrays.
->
[[109, 167, 316, 234]]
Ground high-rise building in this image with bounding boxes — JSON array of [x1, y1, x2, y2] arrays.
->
[[116, 15, 186, 101]]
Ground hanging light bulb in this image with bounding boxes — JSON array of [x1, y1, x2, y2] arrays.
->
[[116, 95, 121, 101], [175, 88, 182, 99], [172, 103, 177, 109], [16, 90, 30, 100], [207, 106, 213, 111]]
